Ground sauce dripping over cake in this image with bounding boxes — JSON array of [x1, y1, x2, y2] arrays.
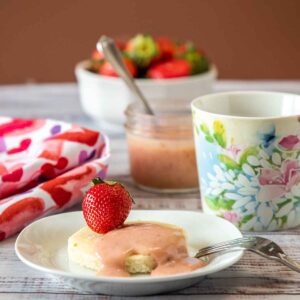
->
[[95, 222, 206, 277]]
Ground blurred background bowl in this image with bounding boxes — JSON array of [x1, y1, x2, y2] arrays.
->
[[75, 60, 217, 133]]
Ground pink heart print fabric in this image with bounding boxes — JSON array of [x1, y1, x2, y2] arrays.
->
[[0, 118, 110, 240]]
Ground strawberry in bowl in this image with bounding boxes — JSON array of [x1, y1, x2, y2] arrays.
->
[[125, 34, 159, 69], [87, 34, 210, 79], [99, 57, 137, 78], [147, 59, 191, 79], [75, 33, 217, 133]]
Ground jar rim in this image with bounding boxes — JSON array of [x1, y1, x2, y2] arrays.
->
[[125, 102, 194, 138], [125, 102, 192, 121]]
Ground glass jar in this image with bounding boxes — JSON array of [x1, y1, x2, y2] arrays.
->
[[125, 102, 199, 193]]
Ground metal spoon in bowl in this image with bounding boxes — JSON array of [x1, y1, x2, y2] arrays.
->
[[97, 35, 154, 115], [195, 236, 300, 273]]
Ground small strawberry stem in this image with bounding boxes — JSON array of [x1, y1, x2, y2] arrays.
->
[[105, 180, 118, 185], [92, 177, 105, 185], [92, 177, 117, 186]]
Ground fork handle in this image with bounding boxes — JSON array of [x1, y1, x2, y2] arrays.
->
[[248, 249, 300, 273], [277, 253, 300, 273]]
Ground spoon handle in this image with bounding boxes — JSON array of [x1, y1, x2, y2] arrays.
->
[[98, 36, 154, 115]]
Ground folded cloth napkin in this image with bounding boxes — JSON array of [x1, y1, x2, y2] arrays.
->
[[0, 118, 110, 240]]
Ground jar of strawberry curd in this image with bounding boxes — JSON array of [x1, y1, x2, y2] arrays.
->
[[125, 102, 199, 193]]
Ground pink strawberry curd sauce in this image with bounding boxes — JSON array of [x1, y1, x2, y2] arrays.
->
[[95, 222, 206, 277]]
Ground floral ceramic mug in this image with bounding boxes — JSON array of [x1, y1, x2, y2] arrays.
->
[[192, 91, 300, 231]]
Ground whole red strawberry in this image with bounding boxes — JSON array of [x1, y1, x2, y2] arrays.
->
[[147, 59, 191, 79], [99, 57, 137, 77], [156, 36, 176, 60], [82, 178, 133, 234]]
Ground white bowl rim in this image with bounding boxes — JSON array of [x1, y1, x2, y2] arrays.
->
[[75, 60, 218, 86], [15, 210, 243, 284], [191, 90, 300, 121]]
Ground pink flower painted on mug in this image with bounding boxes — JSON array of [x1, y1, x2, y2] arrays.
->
[[227, 144, 242, 160], [223, 211, 239, 223], [278, 135, 300, 151], [257, 159, 300, 202]]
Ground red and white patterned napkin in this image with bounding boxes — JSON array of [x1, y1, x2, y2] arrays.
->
[[0, 118, 110, 240]]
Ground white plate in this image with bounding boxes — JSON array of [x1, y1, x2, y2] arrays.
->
[[15, 210, 243, 296]]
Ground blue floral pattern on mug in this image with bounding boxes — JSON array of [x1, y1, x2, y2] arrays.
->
[[193, 117, 300, 231]]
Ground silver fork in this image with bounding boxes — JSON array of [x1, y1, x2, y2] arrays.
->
[[195, 236, 300, 273]]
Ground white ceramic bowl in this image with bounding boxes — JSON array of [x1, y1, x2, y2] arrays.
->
[[16, 210, 242, 296], [75, 60, 217, 132]]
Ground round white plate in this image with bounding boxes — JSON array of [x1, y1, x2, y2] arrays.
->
[[15, 210, 243, 296]]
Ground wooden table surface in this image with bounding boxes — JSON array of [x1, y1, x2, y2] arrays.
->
[[1, 81, 300, 300]]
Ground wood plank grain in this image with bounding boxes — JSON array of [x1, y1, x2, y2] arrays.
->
[[1, 294, 300, 300]]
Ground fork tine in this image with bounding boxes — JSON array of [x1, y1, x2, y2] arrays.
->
[[195, 244, 240, 258], [198, 237, 254, 251], [195, 245, 241, 258], [195, 237, 255, 258]]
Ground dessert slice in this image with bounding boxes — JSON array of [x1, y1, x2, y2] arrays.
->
[[68, 225, 157, 274], [68, 222, 206, 277]]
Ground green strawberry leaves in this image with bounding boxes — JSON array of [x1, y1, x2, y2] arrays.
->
[[92, 177, 105, 185], [125, 34, 158, 68]]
